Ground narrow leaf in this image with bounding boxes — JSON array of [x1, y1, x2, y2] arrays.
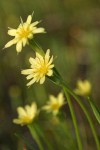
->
[[88, 97, 100, 124]]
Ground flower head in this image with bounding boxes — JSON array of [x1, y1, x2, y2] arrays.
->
[[42, 92, 65, 115], [74, 80, 91, 96], [13, 102, 37, 126], [4, 14, 45, 53], [21, 49, 54, 86]]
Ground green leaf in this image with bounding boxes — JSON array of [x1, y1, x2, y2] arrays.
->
[[88, 97, 100, 124]]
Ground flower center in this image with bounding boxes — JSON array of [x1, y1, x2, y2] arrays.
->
[[17, 25, 32, 39], [52, 103, 59, 110], [39, 65, 48, 75], [22, 116, 32, 123], [20, 28, 30, 38]]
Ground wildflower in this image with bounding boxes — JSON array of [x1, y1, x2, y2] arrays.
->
[[4, 14, 45, 53], [74, 80, 91, 96], [42, 92, 65, 115], [13, 102, 37, 125], [21, 49, 54, 86]]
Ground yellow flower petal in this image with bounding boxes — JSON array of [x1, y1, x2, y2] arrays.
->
[[27, 78, 37, 86], [26, 74, 33, 80], [21, 69, 33, 75], [26, 15, 32, 24], [40, 76, 45, 84], [29, 57, 36, 65], [4, 39, 16, 48], [17, 107, 26, 117], [13, 119, 22, 124], [8, 29, 17, 36], [58, 93, 64, 106], [22, 38, 27, 46], [34, 28, 45, 34], [31, 21, 39, 27], [47, 69, 53, 76], [16, 41, 22, 52]]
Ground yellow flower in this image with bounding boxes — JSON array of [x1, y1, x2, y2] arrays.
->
[[4, 14, 45, 53], [74, 80, 91, 96], [13, 102, 37, 126], [21, 49, 54, 86], [42, 92, 65, 115]]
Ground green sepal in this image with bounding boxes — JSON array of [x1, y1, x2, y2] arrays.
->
[[47, 68, 63, 86]]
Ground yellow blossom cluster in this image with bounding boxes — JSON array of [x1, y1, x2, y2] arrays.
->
[[4, 14, 54, 85], [13, 92, 65, 126]]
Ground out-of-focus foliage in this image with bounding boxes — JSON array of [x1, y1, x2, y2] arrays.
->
[[0, 0, 100, 149]]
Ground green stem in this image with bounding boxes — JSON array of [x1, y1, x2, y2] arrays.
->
[[63, 87, 83, 150], [28, 39, 100, 149], [29, 39, 45, 56], [28, 124, 44, 150], [48, 68, 100, 150], [34, 124, 54, 150], [88, 96, 100, 113], [63, 83, 100, 150], [87, 96, 100, 124]]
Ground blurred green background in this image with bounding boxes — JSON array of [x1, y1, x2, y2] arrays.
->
[[0, 0, 100, 149]]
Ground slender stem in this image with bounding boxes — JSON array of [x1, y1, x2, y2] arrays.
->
[[88, 96, 100, 113], [29, 39, 45, 56], [48, 68, 100, 149], [28, 124, 44, 150], [34, 124, 54, 150], [28, 39, 100, 149], [87, 96, 100, 124], [63, 83, 100, 150], [63, 87, 83, 150]]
